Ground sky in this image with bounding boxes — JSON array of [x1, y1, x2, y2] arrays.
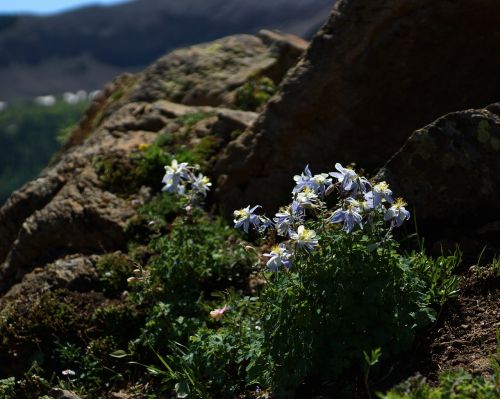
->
[[0, 0, 129, 15]]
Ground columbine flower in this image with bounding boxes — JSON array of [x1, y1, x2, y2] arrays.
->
[[364, 181, 393, 208], [274, 206, 294, 236], [233, 205, 261, 233], [210, 305, 229, 321], [291, 200, 305, 217], [162, 159, 189, 193], [292, 165, 314, 193], [290, 225, 319, 251], [258, 215, 274, 233], [62, 369, 76, 376], [264, 243, 293, 271], [295, 187, 319, 208], [330, 163, 370, 195], [384, 198, 410, 227], [293, 165, 332, 196], [191, 173, 212, 197], [312, 173, 333, 195], [329, 197, 364, 233]]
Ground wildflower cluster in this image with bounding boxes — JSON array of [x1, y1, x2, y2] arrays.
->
[[233, 163, 410, 271], [161, 159, 211, 205]]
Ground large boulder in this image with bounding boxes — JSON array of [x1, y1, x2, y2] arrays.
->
[[0, 32, 304, 293], [215, 0, 500, 213], [377, 103, 500, 242], [112, 30, 307, 108]]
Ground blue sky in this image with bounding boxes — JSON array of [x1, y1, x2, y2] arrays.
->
[[0, 0, 129, 15]]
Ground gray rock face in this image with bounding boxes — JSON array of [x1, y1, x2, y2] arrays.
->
[[215, 0, 500, 213], [377, 103, 500, 233]]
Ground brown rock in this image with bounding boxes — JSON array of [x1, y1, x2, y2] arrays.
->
[[115, 31, 307, 108], [0, 254, 99, 307], [215, 0, 500, 213]]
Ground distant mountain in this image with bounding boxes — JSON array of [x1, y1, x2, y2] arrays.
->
[[0, 0, 334, 100]]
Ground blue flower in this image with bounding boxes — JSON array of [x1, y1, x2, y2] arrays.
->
[[264, 243, 293, 271], [330, 163, 370, 195], [312, 173, 333, 196], [364, 181, 393, 208], [292, 165, 314, 193], [291, 200, 304, 217], [329, 198, 364, 233], [233, 205, 261, 233], [384, 198, 410, 227], [191, 173, 212, 197], [162, 159, 190, 193], [258, 215, 274, 233], [290, 225, 319, 251], [274, 206, 293, 236], [293, 165, 332, 196]]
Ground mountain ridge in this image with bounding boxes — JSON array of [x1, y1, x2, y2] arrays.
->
[[0, 0, 333, 100]]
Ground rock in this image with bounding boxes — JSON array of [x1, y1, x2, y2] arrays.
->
[[215, 0, 500, 213], [49, 388, 83, 399], [376, 103, 500, 235], [0, 255, 99, 307], [115, 31, 307, 108], [0, 33, 284, 293]]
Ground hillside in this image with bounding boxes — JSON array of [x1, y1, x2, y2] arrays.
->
[[0, 100, 88, 205], [0, 0, 333, 100]]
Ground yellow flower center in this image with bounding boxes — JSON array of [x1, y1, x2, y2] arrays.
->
[[374, 181, 389, 192], [394, 198, 407, 209], [300, 229, 314, 240], [234, 209, 249, 219], [271, 245, 282, 254]]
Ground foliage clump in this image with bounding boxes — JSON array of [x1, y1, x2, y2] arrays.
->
[[136, 207, 256, 349], [234, 76, 277, 111], [380, 369, 499, 399], [95, 252, 136, 296]]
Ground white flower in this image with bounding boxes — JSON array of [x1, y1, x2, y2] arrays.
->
[[264, 243, 293, 271], [290, 225, 319, 251], [384, 198, 410, 227], [161, 159, 189, 193], [191, 173, 212, 197], [295, 187, 319, 208], [233, 205, 261, 233], [364, 181, 393, 208]]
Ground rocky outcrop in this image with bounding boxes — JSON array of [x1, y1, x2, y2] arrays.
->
[[113, 31, 307, 108], [377, 103, 500, 239], [0, 255, 99, 307], [0, 32, 303, 293], [215, 0, 500, 213]]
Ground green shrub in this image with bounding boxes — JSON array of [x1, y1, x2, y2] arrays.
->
[[137, 209, 256, 349], [0, 377, 16, 398], [379, 369, 499, 399], [234, 76, 276, 111], [95, 252, 136, 296], [228, 164, 461, 397], [261, 227, 439, 396], [94, 142, 172, 195], [163, 295, 265, 398]]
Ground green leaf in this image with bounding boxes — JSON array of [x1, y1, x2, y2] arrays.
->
[[175, 381, 191, 398], [110, 349, 130, 358]]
